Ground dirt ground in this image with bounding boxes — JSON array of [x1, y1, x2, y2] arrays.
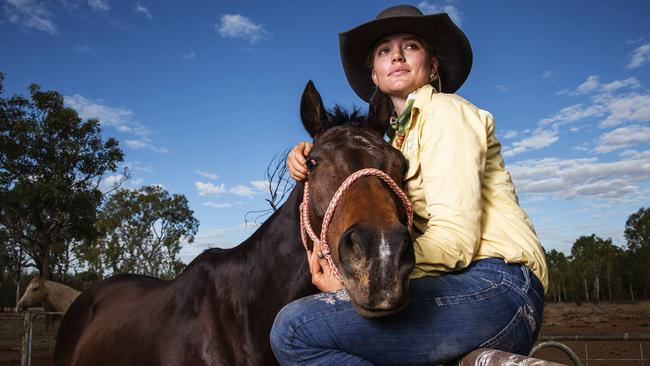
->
[[1, 302, 649, 365]]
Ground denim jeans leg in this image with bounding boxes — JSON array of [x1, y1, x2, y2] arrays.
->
[[270, 259, 545, 366]]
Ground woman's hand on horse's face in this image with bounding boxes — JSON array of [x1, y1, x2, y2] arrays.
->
[[308, 249, 345, 292], [288, 142, 312, 181]]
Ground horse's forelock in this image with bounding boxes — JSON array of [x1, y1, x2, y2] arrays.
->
[[323, 105, 366, 130]]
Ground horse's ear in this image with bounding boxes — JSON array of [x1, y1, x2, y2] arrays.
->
[[366, 89, 394, 137], [300, 80, 328, 138]]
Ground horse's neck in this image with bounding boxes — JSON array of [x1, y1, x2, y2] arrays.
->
[[43, 280, 80, 312], [245, 183, 315, 300], [180, 183, 315, 305]]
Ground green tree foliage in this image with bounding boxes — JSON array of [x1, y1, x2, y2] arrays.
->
[[543, 207, 650, 303], [624, 207, 650, 297], [79, 185, 199, 279], [0, 73, 124, 279]]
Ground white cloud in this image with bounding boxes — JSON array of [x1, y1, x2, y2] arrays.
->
[[251, 180, 269, 191], [202, 201, 232, 209], [500, 130, 520, 139], [626, 37, 645, 45], [195, 181, 261, 197], [619, 149, 650, 159], [627, 44, 650, 69], [216, 14, 269, 45], [100, 174, 126, 192], [597, 93, 650, 128], [229, 185, 257, 197], [135, 4, 151, 19], [542, 70, 559, 80], [495, 84, 509, 92], [65, 94, 167, 153], [575, 75, 600, 94], [182, 52, 196, 60], [417, 1, 462, 26], [195, 170, 219, 180], [124, 139, 168, 153], [196, 181, 226, 196], [88, 0, 109, 12], [121, 160, 153, 173], [509, 156, 650, 202], [540, 103, 607, 127], [570, 75, 639, 96], [594, 125, 650, 153], [3, 0, 57, 35], [503, 129, 559, 157]]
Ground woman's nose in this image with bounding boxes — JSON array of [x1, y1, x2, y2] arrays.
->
[[391, 50, 405, 63]]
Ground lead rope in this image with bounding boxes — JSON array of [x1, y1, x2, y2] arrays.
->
[[299, 168, 414, 285]]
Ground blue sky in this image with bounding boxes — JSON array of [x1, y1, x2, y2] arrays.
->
[[1, 0, 649, 262]]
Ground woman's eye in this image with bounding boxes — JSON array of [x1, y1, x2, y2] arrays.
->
[[405, 43, 419, 50], [377, 47, 389, 56], [306, 158, 318, 171]]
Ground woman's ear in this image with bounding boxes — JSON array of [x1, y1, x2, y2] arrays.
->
[[430, 57, 439, 75]]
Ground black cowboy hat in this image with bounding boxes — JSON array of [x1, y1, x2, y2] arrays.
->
[[339, 4, 473, 102]]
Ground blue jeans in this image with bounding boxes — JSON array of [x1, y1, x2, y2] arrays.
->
[[270, 258, 544, 365]]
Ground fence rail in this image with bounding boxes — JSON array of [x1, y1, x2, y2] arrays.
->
[[534, 334, 650, 366], [21, 308, 63, 366]]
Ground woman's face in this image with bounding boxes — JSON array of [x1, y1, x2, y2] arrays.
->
[[371, 33, 437, 99]]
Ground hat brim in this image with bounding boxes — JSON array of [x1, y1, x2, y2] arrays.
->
[[339, 13, 472, 102]]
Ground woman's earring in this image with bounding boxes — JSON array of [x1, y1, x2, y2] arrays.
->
[[429, 72, 441, 93]]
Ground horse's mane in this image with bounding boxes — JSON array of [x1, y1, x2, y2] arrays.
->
[[324, 105, 366, 130]]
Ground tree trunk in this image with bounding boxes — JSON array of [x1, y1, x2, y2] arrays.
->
[[41, 236, 51, 280], [594, 276, 600, 304], [607, 269, 612, 302], [584, 278, 589, 303], [630, 284, 635, 302], [13, 273, 21, 310]]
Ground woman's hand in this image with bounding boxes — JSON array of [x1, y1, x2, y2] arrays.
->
[[308, 249, 344, 292], [288, 142, 312, 181]]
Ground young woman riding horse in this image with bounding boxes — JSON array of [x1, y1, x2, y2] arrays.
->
[[278, 4, 548, 365]]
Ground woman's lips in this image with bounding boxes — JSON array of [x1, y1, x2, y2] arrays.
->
[[389, 68, 409, 76]]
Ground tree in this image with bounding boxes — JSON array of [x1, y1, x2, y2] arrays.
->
[[624, 207, 650, 297], [0, 73, 124, 279], [571, 234, 623, 303], [0, 230, 31, 307], [79, 185, 199, 279]]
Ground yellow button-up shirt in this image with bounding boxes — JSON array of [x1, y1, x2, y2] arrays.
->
[[394, 85, 548, 291]]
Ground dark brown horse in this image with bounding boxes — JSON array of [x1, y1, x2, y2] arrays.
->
[[54, 81, 414, 366]]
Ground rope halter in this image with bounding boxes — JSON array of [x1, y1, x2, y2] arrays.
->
[[299, 168, 414, 284]]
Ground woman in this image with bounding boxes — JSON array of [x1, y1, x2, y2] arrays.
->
[[271, 5, 548, 365]]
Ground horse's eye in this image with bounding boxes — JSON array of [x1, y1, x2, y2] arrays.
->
[[306, 158, 318, 171], [32, 287, 39, 291]]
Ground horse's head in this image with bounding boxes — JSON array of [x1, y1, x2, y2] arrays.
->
[[16, 275, 46, 312], [300, 81, 415, 318]]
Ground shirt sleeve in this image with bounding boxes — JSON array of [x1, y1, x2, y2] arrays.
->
[[411, 95, 488, 276]]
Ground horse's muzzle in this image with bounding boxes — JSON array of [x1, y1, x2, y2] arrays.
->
[[338, 224, 414, 317]]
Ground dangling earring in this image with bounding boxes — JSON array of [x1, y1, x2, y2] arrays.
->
[[429, 72, 441, 93]]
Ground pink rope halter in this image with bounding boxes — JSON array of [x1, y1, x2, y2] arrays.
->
[[299, 168, 414, 284]]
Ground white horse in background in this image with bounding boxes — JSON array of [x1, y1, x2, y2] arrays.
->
[[16, 275, 81, 313]]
